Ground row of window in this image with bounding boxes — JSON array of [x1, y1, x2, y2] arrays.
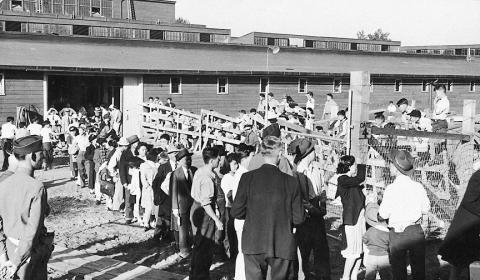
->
[[253, 36, 396, 52], [2, 20, 230, 42], [7, 0, 113, 17], [168, 78, 477, 95], [408, 48, 480, 56]]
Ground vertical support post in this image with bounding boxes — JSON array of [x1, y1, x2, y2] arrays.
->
[[349, 71, 370, 164], [43, 73, 48, 117], [462, 99, 476, 135]]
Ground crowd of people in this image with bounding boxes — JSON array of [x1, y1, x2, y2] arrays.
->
[[2, 83, 479, 280]]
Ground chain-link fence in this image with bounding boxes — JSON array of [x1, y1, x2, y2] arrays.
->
[[364, 127, 476, 239]]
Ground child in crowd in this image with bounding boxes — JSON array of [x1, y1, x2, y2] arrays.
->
[[41, 120, 55, 170], [363, 202, 392, 280]]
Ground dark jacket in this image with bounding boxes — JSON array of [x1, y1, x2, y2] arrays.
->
[[439, 169, 480, 266], [119, 149, 135, 185], [152, 162, 173, 206], [335, 164, 366, 226], [295, 172, 326, 217], [170, 166, 197, 215], [231, 164, 305, 260]]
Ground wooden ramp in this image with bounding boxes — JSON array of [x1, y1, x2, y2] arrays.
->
[[49, 246, 186, 280]]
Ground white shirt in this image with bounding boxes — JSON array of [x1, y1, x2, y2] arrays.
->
[[296, 161, 322, 198], [76, 135, 90, 151], [433, 96, 450, 120], [182, 166, 192, 181], [232, 165, 248, 200], [306, 98, 315, 110], [221, 172, 236, 208], [40, 127, 53, 142], [1, 123, 16, 139], [27, 123, 42, 136], [378, 174, 430, 232], [323, 100, 339, 119]]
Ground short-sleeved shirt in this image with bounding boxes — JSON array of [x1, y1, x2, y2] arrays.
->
[[221, 172, 236, 208], [40, 127, 53, 143], [1, 123, 16, 139], [191, 165, 217, 206], [378, 174, 430, 232], [433, 97, 450, 120], [323, 100, 338, 119]]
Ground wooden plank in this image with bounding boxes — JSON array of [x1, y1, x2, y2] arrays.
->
[[282, 130, 347, 143], [371, 127, 471, 141], [201, 109, 240, 123], [141, 103, 200, 119], [142, 124, 200, 137], [277, 119, 307, 133]]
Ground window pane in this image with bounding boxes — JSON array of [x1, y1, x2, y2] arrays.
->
[[299, 79, 307, 93], [333, 80, 342, 93], [395, 80, 402, 92], [171, 78, 181, 94], [260, 78, 268, 93]]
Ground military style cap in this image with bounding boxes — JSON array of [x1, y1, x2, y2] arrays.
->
[[13, 135, 43, 155]]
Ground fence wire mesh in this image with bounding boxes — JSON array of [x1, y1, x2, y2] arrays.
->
[[364, 133, 476, 239], [314, 127, 478, 239]]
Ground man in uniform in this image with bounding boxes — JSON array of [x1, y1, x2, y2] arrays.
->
[[0, 135, 52, 279]]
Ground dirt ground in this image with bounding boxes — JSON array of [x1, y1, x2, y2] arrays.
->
[[0, 154, 460, 280]]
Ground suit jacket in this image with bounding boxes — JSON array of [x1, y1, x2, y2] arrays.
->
[[152, 162, 173, 206], [231, 164, 305, 260], [170, 166, 197, 215], [119, 149, 135, 185]]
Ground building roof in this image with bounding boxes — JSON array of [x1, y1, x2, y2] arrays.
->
[[401, 44, 480, 50], [1, 33, 479, 77], [236, 31, 401, 46]]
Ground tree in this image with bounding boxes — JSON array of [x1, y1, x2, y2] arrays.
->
[[356, 28, 391, 41], [175, 17, 190, 25]]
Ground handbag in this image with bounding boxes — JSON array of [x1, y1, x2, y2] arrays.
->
[[99, 166, 115, 197]]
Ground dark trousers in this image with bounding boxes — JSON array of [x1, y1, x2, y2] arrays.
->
[[85, 160, 95, 190], [244, 254, 295, 280], [296, 216, 331, 279], [189, 202, 216, 280], [155, 201, 172, 239], [42, 142, 53, 169], [124, 188, 135, 221], [69, 155, 78, 178], [173, 213, 191, 254], [225, 207, 237, 259], [1, 138, 12, 170], [389, 224, 425, 280]]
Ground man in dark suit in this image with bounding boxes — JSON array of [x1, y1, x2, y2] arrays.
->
[[232, 136, 305, 280], [171, 148, 197, 257], [152, 149, 178, 240]]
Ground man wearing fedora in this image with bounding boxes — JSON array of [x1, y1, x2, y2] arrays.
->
[[292, 138, 331, 280], [379, 150, 430, 280], [232, 136, 305, 280], [119, 134, 140, 224], [170, 148, 197, 258], [0, 135, 53, 279]]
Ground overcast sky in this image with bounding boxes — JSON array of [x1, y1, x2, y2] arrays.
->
[[176, 0, 480, 46]]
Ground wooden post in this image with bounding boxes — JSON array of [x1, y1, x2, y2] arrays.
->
[[349, 71, 370, 163], [462, 100, 476, 135]]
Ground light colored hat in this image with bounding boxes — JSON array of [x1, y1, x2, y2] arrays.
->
[[118, 137, 129, 146]]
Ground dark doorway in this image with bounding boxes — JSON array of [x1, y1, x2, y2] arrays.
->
[[48, 75, 122, 113]]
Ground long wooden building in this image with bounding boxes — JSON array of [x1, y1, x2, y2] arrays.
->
[[1, 0, 480, 135]]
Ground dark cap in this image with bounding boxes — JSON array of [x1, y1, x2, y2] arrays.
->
[[262, 123, 281, 138], [408, 109, 422, 118], [13, 135, 43, 155]]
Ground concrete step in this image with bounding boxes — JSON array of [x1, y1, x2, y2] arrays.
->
[[49, 246, 186, 280]]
